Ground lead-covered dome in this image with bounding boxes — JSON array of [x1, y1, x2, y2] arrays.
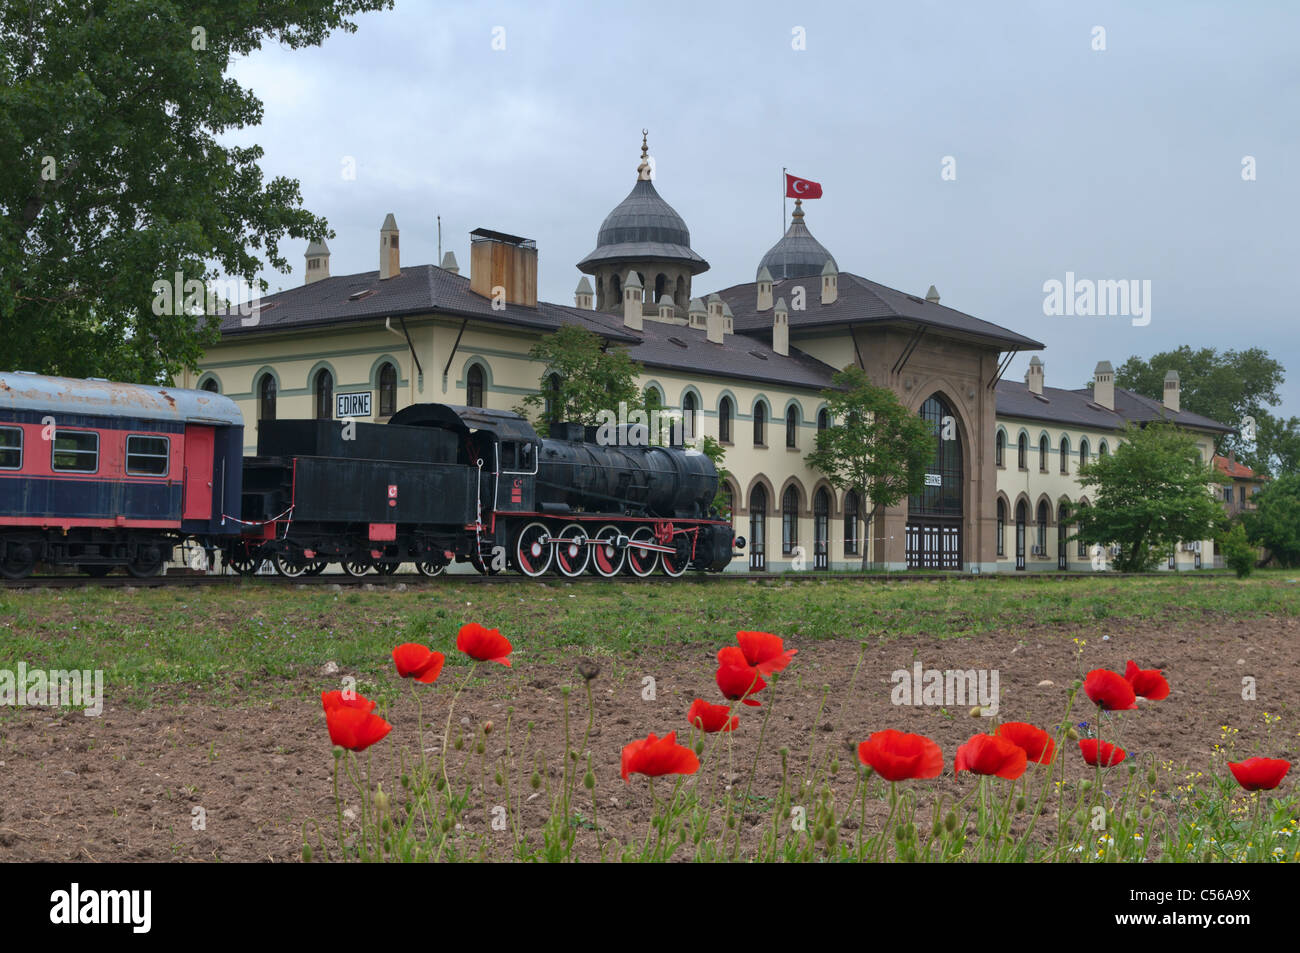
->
[[758, 201, 837, 280]]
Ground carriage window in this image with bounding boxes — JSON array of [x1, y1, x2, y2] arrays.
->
[[0, 427, 21, 469], [126, 435, 170, 476], [500, 442, 517, 470], [52, 430, 98, 472]]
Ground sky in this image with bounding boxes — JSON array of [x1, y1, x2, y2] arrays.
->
[[223, 0, 1300, 418]]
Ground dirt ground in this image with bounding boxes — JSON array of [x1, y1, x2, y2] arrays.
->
[[1, 612, 1296, 861]]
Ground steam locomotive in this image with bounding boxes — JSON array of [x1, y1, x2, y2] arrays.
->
[[0, 372, 737, 579]]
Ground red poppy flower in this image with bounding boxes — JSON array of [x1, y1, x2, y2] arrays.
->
[[320, 689, 377, 714], [325, 705, 392, 752], [1124, 660, 1170, 701], [1078, 738, 1126, 767], [715, 646, 765, 706], [955, 733, 1028, 780], [620, 731, 701, 783], [1083, 669, 1137, 711], [456, 622, 512, 667], [735, 631, 798, 676], [687, 698, 738, 733], [856, 729, 944, 782], [1228, 757, 1291, 792], [996, 721, 1056, 765], [392, 643, 446, 684]]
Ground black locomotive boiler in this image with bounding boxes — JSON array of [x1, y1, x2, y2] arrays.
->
[[226, 403, 738, 578]]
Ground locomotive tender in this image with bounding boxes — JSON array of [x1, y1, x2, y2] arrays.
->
[[0, 371, 736, 579]]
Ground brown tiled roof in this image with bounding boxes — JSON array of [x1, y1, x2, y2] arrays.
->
[[623, 321, 838, 391], [1214, 455, 1268, 480], [996, 380, 1233, 434]]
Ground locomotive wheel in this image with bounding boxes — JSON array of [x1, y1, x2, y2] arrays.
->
[[512, 521, 553, 577], [0, 544, 36, 580], [340, 557, 372, 578], [553, 524, 590, 577], [304, 560, 328, 575], [272, 552, 309, 578], [625, 527, 660, 577], [126, 545, 165, 579], [661, 538, 691, 577], [377, 561, 399, 575], [590, 524, 627, 577], [414, 559, 447, 577]]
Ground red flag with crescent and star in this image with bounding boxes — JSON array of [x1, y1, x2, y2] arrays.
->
[[785, 173, 823, 199]]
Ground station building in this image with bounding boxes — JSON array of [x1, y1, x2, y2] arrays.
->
[[181, 138, 1231, 572]]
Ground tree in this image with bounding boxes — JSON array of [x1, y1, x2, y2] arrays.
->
[[1073, 423, 1225, 572], [1251, 413, 1300, 477], [1218, 523, 1256, 578], [697, 434, 732, 518], [0, 0, 393, 384], [805, 366, 935, 569], [517, 324, 654, 435], [1115, 346, 1290, 470], [1244, 473, 1300, 568]]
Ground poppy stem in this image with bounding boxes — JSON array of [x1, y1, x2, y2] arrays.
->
[[732, 675, 778, 860], [440, 663, 477, 797], [333, 755, 345, 859]]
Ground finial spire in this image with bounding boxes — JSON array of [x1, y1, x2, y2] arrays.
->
[[637, 128, 652, 181]]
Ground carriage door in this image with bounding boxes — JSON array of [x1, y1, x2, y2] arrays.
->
[[813, 488, 829, 570], [182, 425, 215, 522], [749, 486, 767, 571], [1015, 501, 1026, 571], [1057, 502, 1069, 570]]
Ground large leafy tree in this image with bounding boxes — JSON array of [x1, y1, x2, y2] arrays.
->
[[518, 324, 654, 435], [1115, 346, 1292, 473], [1244, 473, 1300, 568], [1074, 423, 1225, 572], [0, 0, 392, 383], [805, 366, 935, 569]]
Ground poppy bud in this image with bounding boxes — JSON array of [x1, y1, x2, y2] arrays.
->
[[454, 736, 464, 751], [561, 685, 571, 697], [584, 770, 595, 790], [333, 746, 344, 760], [381, 818, 391, 834], [577, 659, 600, 681], [435, 775, 446, 791], [1016, 796, 1025, 811], [530, 771, 542, 790], [374, 786, 390, 816], [895, 823, 908, 841], [476, 741, 485, 754], [969, 706, 983, 719], [1072, 679, 1082, 690], [495, 771, 504, 787], [825, 827, 837, 849], [483, 720, 493, 735], [400, 773, 411, 789], [1141, 806, 1152, 819], [944, 811, 957, 832], [1147, 768, 1157, 786], [1081, 779, 1092, 792], [830, 759, 839, 776], [694, 739, 704, 755], [1066, 726, 1080, 740], [814, 825, 825, 841], [302, 843, 313, 862]]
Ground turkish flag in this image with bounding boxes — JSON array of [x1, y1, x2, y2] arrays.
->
[[785, 173, 823, 199]]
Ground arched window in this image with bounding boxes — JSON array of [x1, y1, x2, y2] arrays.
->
[[258, 374, 276, 421], [817, 409, 829, 433], [1039, 435, 1049, 472], [1077, 502, 1089, 557], [201, 378, 219, 394], [675, 276, 686, 307], [1036, 501, 1049, 553], [378, 362, 398, 417], [753, 403, 766, 446], [654, 273, 667, 303], [785, 406, 798, 448], [749, 485, 767, 571], [782, 486, 799, 555], [314, 368, 333, 420], [1059, 436, 1070, 474], [1099, 440, 1109, 458], [1079, 438, 1090, 466], [611, 274, 621, 300], [466, 364, 485, 408], [544, 373, 562, 423], [996, 430, 1005, 467], [1015, 500, 1027, 570], [682, 392, 697, 441], [813, 488, 830, 570], [719, 396, 733, 443], [996, 498, 1006, 556], [1017, 433, 1028, 470], [844, 490, 860, 556]]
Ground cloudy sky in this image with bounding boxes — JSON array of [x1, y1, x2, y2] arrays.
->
[[225, 0, 1299, 417]]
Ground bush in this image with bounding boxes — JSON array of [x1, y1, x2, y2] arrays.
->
[[1219, 524, 1256, 578]]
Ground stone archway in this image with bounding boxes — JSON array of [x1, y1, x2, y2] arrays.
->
[[905, 393, 964, 569]]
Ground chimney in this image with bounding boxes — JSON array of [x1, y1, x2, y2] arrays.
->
[[1163, 369, 1181, 413], [925, 284, 940, 304], [468, 228, 538, 307], [1093, 360, 1115, 410], [574, 276, 593, 309], [1025, 356, 1044, 395], [657, 294, 675, 323], [706, 292, 723, 324], [756, 266, 773, 311], [820, 260, 838, 305], [773, 297, 789, 356], [706, 302, 724, 344], [622, 271, 643, 330], [440, 251, 460, 275], [379, 213, 400, 280], [688, 297, 707, 329], [304, 239, 330, 285], [721, 301, 734, 334]]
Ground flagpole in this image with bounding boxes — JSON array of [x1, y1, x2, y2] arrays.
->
[[782, 167, 787, 234]]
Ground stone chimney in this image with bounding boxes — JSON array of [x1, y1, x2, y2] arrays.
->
[[440, 251, 459, 275], [757, 266, 773, 311], [721, 301, 734, 334], [925, 284, 940, 304], [773, 297, 789, 356], [379, 213, 400, 280], [1163, 369, 1181, 413], [657, 294, 675, 323], [622, 271, 643, 330], [820, 260, 838, 305], [706, 293, 723, 325], [1093, 360, 1115, 411], [1025, 356, 1044, 395], [706, 303, 724, 344], [574, 276, 593, 309], [688, 297, 707, 329], [304, 239, 330, 285]]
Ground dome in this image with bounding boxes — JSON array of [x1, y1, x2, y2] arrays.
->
[[757, 202, 837, 280]]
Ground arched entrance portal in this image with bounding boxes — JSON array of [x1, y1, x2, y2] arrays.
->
[[906, 395, 963, 569]]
